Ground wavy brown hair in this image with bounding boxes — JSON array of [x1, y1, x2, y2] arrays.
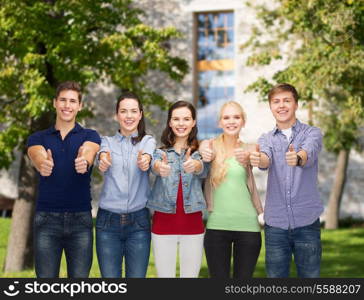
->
[[116, 91, 147, 145], [160, 101, 199, 153]]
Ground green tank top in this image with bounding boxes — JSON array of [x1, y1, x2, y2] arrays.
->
[[206, 157, 260, 232]]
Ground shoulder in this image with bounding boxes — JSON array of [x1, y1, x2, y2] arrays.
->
[[299, 122, 322, 136], [141, 134, 156, 143]]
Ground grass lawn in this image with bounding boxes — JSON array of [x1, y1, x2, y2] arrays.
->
[[1, 217, 363, 278]]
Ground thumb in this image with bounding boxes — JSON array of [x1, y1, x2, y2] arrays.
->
[[185, 148, 191, 161], [137, 150, 143, 161], [77, 146, 85, 158], [208, 139, 213, 150], [47, 149, 53, 162], [256, 144, 260, 153], [106, 151, 112, 162], [289, 144, 294, 152], [162, 152, 168, 164]]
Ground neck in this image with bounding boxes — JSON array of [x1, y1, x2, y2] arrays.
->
[[174, 137, 188, 152], [223, 133, 239, 147], [55, 118, 76, 137], [120, 128, 137, 137], [276, 118, 297, 130]]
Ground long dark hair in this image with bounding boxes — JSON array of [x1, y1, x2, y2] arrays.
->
[[161, 100, 199, 152], [116, 91, 147, 145]]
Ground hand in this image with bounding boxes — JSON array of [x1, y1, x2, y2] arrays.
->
[[183, 148, 197, 173], [158, 151, 171, 177], [200, 139, 215, 162], [99, 151, 112, 172], [258, 213, 265, 226], [234, 140, 250, 167], [285, 144, 298, 166], [75, 146, 88, 174], [250, 144, 261, 167], [137, 150, 151, 171], [40, 149, 54, 176]]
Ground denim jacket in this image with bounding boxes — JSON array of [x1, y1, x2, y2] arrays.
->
[[147, 147, 209, 214]]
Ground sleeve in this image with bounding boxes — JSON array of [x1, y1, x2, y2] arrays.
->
[[258, 133, 272, 171], [85, 129, 101, 145], [299, 126, 323, 168], [27, 132, 42, 148], [99, 136, 111, 153], [142, 135, 157, 157], [151, 148, 164, 176]]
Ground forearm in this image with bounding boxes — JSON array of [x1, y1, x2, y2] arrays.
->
[[297, 149, 308, 166], [27, 146, 47, 171], [259, 153, 270, 169], [82, 142, 100, 165]]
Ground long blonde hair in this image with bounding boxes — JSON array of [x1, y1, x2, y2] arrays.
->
[[210, 101, 247, 188]]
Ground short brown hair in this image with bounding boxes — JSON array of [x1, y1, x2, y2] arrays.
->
[[55, 81, 82, 102], [268, 83, 299, 103]]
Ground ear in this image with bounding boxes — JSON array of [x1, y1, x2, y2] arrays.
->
[[113, 114, 118, 122]]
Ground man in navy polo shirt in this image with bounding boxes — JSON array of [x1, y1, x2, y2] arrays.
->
[[27, 81, 101, 278]]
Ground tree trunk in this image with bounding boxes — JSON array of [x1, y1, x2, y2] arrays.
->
[[324, 149, 350, 229], [4, 152, 37, 272]]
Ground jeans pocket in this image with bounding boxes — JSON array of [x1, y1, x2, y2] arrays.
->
[[34, 212, 49, 227], [135, 215, 151, 230], [78, 212, 93, 229]]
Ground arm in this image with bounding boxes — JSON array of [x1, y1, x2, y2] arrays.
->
[[298, 127, 322, 168], [28, 146, 54, 176]]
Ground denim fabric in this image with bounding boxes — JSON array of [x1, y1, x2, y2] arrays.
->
[[264, 218, 322, 278], [98, 133, 156, 214], [96, 208, 151, 278], [147, 148, 208, 213], [33, 211, 93, 278]]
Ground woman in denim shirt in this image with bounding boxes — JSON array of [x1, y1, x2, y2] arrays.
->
[[96, 91, 156, 278], [147, 101, 208, 277]]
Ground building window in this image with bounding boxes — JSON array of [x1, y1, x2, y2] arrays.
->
[[195, 11, 234, 140]]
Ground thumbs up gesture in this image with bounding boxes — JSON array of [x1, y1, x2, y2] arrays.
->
[[183, 148, 197, 173], [75, 146, 89, 174], [137, 150, 151, 171], [40, 149, 54, 176], [99, 151, 112, 172], [158, 151, 171, 177], [200, 139, 215, 162], [250, 144, 261, 167], [234, 139, 250, 167], [286, 144, 298, 166]]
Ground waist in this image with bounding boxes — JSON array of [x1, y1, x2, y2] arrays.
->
[[97, 207, 149, 224]]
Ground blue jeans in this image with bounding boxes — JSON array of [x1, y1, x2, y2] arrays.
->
[[96, 208, 151, 278], [33, 211, 93, 278], [264, 219, 322, 278]]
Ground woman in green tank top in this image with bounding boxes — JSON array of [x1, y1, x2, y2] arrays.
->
[[199, 101, 263, 278]]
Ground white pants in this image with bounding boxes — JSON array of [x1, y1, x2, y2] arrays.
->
[[152, 233, 204, 278]]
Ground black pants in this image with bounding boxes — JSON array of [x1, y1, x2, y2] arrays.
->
[[204, 229, 261, 278]]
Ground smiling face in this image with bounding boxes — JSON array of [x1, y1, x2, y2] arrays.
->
[[169, 106, 196, 140], [269, 91, 298, 129], [53, 90, 82, 123], [219, 104, 245, 136], [116, 98, 142, 136]]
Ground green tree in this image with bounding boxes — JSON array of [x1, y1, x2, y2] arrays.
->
[[0, 0, 188, 272], [241, 0, 364, 229]]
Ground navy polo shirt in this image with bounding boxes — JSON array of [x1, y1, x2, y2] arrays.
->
[[27, 123, 101, 212]]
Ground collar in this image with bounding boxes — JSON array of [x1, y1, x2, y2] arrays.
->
[[46, 122, 82, 135], [273, 119, 301, 135], [116, 130, 138, 141]]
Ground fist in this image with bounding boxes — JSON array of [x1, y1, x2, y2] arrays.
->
[[200, 139, 214, 162], [250, 144, 261, 167], [285, 144, 297, 166], [99, 151, 112, 173], [234, 148, 250, 167], [40, 149, 54, 176], [159, 152, 171, 177], [137, 150, 151, 172]]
